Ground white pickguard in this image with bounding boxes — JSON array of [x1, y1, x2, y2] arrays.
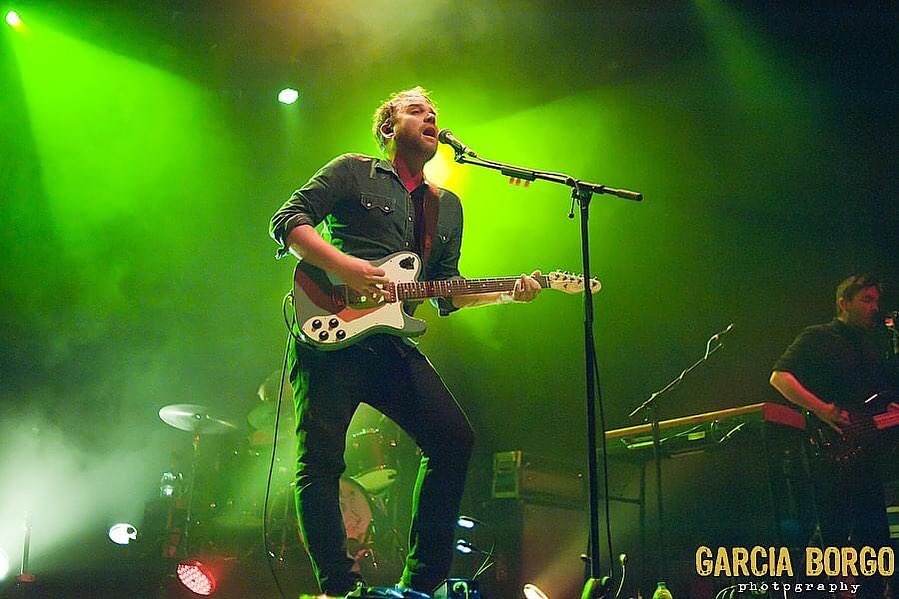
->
[[298, 252, 422, 348]]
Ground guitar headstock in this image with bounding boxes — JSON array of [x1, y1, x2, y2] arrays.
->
[[547, 271, 602, 295]]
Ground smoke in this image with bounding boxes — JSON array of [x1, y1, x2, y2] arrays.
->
[[0, 404, 165, 573]]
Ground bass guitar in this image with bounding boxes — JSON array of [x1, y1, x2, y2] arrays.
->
[[811, 392, 899, 467], [291, 250, 601, 351]]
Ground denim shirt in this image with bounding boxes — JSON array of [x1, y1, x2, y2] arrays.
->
[[270, 153, 463, 316]]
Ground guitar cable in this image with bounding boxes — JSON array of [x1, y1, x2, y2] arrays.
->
[[260, 291, 300, 599]]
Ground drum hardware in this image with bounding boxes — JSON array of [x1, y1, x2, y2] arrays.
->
[[346, 428, 400, 494], [342, 420, 410, 583], [248, 370, 295, 431], [158, 404, 239, 556], [150, 385, 408, 582]]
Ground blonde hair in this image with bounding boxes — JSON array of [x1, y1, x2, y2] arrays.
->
[[371, 86, 437, 153]]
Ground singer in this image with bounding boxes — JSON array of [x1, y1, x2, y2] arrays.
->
[[770, 273, 899, 598], [269, 87, 541, 597]]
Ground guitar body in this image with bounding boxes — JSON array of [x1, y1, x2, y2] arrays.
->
[[292, 251, 427, 351], [810, 392, 899, 468]]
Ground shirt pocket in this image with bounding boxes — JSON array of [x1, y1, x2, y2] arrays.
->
[[435, 224, 452, 246], [428, 224, 453, 264], [360, 193, 396, 214]]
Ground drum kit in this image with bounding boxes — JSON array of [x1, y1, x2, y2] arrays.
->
[[156, 371, 409, 584]]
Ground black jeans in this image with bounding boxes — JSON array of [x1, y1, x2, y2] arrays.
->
[[814, 454, 894, 598], [289, 335, 474, 595]]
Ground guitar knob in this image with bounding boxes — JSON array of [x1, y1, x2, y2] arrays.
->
[[335, 330, 346, 341], [329, 318, 339, 329], [318, 331, 329, 341], [311, 319, 323, 330]]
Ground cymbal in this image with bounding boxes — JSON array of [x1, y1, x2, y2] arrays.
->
[[159, 404, 238, 435]]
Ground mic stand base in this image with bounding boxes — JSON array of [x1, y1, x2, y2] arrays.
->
[[581, 576, 612, 599]]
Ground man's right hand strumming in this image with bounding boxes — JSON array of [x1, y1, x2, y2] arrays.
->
[[286, 224, 390, 296], [769, 370, 851, 434], [335, 255, 389, 296], [813, 402, 851, 434]]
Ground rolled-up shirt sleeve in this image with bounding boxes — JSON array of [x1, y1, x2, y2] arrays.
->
[[270, 154, 351, 258]]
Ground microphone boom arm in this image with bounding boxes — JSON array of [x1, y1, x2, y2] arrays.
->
[[452, 151, 643, 202]]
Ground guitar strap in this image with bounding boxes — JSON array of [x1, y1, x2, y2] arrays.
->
[[419, 183, 441, 266]]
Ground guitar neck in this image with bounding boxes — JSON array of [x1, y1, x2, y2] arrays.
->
[[395, 275, 551, 301]]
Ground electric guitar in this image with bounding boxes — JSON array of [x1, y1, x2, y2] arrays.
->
[[291, 250, 601, 351]]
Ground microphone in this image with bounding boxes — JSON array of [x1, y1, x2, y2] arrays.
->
[[437, 129, 476, 157], [711, 323, 735, 342], [885, 311, 898, 328], [886, 312, 898, 356]]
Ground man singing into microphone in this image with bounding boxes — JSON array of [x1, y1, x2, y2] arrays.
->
[[270, 87, 541, 597], [770, 273, 898, 597]]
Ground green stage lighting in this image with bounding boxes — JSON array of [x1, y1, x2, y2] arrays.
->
[[6, 10, 22, 28], [278, 88, 299, 105]]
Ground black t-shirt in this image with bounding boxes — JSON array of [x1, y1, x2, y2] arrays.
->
[[773, 318, 898, 411]]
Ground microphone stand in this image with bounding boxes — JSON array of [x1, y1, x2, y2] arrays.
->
[[626, 330, 730, 592], [449, 147, 642, 599]]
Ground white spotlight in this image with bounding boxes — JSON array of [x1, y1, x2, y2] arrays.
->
[[6, 11, 22, 28], [523, 583, 550, 599], [454, 539, 474, 554], [0, 548, 9, 580], [108, 523, 138, 546], [278, 88, 299, 105]]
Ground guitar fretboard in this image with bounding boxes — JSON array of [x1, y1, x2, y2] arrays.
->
[[395, 275, 551, 301]]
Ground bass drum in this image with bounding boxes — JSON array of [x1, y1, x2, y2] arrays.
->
[[340, 477, 405, 585], [345, 428, 399, 494], [274, 477, 404, 586], [340, 477, 374, 545]]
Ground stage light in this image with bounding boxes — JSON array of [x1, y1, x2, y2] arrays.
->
[[6, 10, 22, 28], [160, 470, 181, 497], [456, 515, 481, 529], [455, 538, 492, 557], [278, 88, 299, 105], [522, 583, 550, 599], [177, 560, 216, 596], [0, 548, 9, 581], [455, 539, 474, 554], [108, 523, 137, 545]]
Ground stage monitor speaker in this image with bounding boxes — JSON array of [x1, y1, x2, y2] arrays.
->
[[478, 498, 587, 599]]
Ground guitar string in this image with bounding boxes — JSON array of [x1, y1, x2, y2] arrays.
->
[[342, 274, 595, 302]]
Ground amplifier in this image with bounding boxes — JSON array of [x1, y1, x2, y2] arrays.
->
[[491, 451, 584, 506]]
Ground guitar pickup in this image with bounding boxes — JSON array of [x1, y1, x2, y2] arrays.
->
[[330, 288, 347, 309]]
